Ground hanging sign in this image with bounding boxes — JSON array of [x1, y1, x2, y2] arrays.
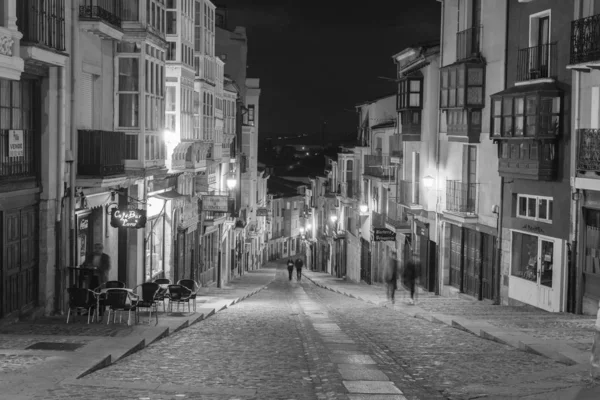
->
[[372, 228, 396, 242], [111, 208, 147, 229], [8, 130, 23, 157], [256, 208, 269, 216], [201, 195, 229, 212]]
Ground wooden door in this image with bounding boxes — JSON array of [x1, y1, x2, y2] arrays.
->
[[481, 233, 496, 301], [462, 228, 481, 298], [2, 206, 38, 318], [449, 224, 463, 289]]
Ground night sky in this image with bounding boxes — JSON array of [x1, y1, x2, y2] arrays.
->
[[219, 0, 441, 141]]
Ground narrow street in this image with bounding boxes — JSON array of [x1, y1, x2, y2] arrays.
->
[[28, 261, 590, 400]]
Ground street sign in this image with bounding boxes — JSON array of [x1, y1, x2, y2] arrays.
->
[[201, 195, 229, 212], [256, 208, 269, 216], [372, 228, 396, 242]]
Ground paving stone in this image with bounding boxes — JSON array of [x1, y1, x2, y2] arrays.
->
[[330, 354, 376, 364], [343, 381, 402, 394], [347, 396, 407, 400], [338, 367, 389, 381]]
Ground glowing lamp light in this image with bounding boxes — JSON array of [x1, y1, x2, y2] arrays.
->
[[306, 223, 312, 231], [299, 227, 305, 234], [330, 215, 338, 223], [423, 175, 435, 189], [359, 204, 368, 214], [226, 178, 237, 190]]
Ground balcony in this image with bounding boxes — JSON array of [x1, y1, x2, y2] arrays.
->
[[497, 140, 557, 181], [0, 27, 25, 80], [0, 130, 36, 182], [445, 180, 477, 214], [517, 43, 557, 82], [77, 130, 126, 183], [570, 14, 600, 68], [364, 154, 397, 180], [172, 142, 210, 172], [17, 0, 66, 52], [338, 180, 361, 201], [385, 201, 411, 233], [79, 0, 124, 41], [397, 180, 421, 209], [456, 25, 482, 61], [578, 129, 600, 174]]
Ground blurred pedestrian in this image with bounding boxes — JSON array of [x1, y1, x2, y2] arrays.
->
[[287, 259, 295, 281], [295, 258, 304, 281], [385, 255, 399, 304], [402, 257, 419, 305], [84, 243, 111, 290]]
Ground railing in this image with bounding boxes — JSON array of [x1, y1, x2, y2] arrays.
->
[[516, 43, 557, 82], [386, 200, 409, 229], [578, 129, 600, 172], [79, 0, 123, 28], [364, 154, 396, 179], [17, 0, 66, 51], [457, 25, 482, 61], [571, 14, 600, 65], [372, 211, 385, 229], [78, 130, 125, 176], [0, 130, 36, 180], [446, 180, 477, 214], [339, 180, 361, 200], [398, 180, 419, 206]]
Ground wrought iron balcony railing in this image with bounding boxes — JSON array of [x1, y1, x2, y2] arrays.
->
[[457, 25, 482, 61], [79, 0, 123, 28], [578, 128, 600, 172], [398, 180, 419, 206], [364, 154, 397, 180], [446, 180, 477, 214], [571, 13, 600, 65], [386, 200, 410, 230], [339, 180, 361, 200], [372, 211, 386, 229], [0, 130, 36, 180], [517, 43, 557, 82], [17, 0, 66, 51], [78, 130, 125, 177]]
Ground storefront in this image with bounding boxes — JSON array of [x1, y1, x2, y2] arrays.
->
[[412, 220, 437, 293], [509, 228, 565, 312], [582, 207, 600, 314]]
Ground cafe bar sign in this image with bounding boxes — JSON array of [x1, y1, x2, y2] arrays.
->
[[110, 208, 147, 229]]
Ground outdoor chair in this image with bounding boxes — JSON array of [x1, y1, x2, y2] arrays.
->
[[177, 279, 201, 312], [133, 282, 160, 325], [93, 280, 126, 292], [167, 284, 193, 313], [153, 278, 171, 312], [66, 287, 98, 324], [104, 288, 138, 326]]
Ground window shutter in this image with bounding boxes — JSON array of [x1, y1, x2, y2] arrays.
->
[[80, 73, 93, 129]]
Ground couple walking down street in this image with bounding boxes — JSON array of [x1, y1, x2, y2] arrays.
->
[[287, 258, 303, 281], [386, 254, 418, 305]]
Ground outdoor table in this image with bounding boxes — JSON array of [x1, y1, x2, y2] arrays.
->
[[95, 288, 138, 321]]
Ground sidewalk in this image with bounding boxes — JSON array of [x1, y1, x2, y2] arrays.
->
[[0, 266, 276, 400], [303, 269, 600, 399]]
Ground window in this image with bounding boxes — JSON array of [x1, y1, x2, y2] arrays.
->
[[397, 78, 422, 110], [516, 194, 553, 222], [440, 63, 484, 109], [118, 58, 139, 128], [122, 0, 139, 21], [166, 10, 176, 34], [491, 93, 561, 138], [511, 232, 539, 282]]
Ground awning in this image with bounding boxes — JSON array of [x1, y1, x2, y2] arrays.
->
[[490, 82, 563, 97], [153, 190, 185, 200]]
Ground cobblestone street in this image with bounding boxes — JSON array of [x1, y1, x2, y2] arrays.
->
[[22, 262, 598, 400]]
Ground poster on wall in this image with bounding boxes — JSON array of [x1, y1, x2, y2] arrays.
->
[[8, 130, 23, 157], [77, 215, 89, 265]]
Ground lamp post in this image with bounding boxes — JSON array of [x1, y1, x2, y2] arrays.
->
[[219, 176, 238, 289]]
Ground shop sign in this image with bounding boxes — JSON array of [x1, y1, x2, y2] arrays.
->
[[78, 216, 89, 232], [110, 208, 147, 229], [390, 156, 401, 164], [201, 195, 229, 212], [8, 130, 23, 157], [256, 208, 269, 216], [372, 228, 396, 242], [522, 224, 544, 235]]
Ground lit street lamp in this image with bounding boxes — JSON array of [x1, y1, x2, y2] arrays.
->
[[226, 177, 237, 190], [359, 204, 368, 214], [423, 175, 435, 189]]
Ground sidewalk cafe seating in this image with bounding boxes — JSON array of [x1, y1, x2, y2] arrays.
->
[[133, 282, 160, 325], [104, 288, 139, 326], [66, 287, 98, 324], [153, 278, 171, 312], [177, 279, 200, 312], [167, 284, 193, 313]]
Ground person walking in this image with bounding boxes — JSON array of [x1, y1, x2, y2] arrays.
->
[[385, 255, 399, 304], [295, 258, 304, 281], [287, 259, 295, 281], [402, 256, 419, 304]]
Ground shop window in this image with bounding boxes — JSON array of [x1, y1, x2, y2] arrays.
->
[[516, 194, 553, 222], [584, 208, 600, 275], [511, 232, 538, 282]]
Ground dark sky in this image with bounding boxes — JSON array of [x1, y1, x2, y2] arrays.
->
[[219, 0, 441, 140]]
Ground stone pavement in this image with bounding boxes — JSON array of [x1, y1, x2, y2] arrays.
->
[[303, 269, 600, 399], [0, 267, 276, 400]]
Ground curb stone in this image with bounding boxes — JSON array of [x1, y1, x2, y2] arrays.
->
[[303, 273, 589, 367]]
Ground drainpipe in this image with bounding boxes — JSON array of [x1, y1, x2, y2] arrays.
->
[[434, 0, 444, 296], [70, 0, 79, 277], [572, 68, 581, 314]]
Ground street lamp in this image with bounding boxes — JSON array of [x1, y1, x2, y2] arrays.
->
[[226, 177, 237, 190], [359, 204, 368, 214], [299, 227, 305, 234], [423, 175, 435, 189], [306, 223, 312, 231], [330, 215, 338, 223]]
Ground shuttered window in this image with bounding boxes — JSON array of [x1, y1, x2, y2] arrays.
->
[[80, 73, 93, 129]]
